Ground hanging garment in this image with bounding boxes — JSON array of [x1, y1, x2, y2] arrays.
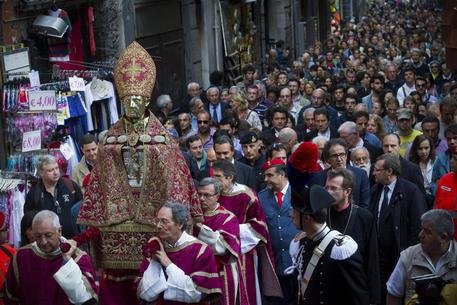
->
[[84, 80, 118, 131], [9, 186, 25, 248]]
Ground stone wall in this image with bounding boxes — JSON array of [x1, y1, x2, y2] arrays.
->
[[93, 0, 125, 63]]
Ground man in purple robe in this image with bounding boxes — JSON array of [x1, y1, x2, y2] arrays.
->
[[212, 160, 283, 305], [137, 202, 222, 304], [195, 177, 248, 305], [4, 210, 98, 305]]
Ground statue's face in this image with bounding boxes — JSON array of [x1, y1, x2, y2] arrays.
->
[[122, 95, 149, 119]]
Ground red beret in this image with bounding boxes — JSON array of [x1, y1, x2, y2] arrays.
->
[[288, 142, 319, 173], [262, 158, 286, 171]]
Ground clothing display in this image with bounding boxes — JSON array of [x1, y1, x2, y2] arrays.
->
[[47, 8, 72, 63], [0, 186, 26, 248], [84, 79, 118, 132]]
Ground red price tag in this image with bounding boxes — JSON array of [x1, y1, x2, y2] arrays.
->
[[28, 90, 56, 111], [22, 130, 41, 152]]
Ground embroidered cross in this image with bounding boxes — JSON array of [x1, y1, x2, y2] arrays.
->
[[123, 58, 146, 82]]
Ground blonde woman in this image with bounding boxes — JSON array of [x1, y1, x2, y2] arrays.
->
[[367, 114, 386, 142], [230, 93, 262, 132]]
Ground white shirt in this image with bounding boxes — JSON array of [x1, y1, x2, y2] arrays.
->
[[318, 128, 331, 140], [397, 83, 416, 106]]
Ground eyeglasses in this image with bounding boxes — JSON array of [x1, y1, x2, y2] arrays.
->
[[198, 192, 217, 198], [416, 83, 426, 88], [197, 120, 209, 124], [328, 152, 346, 160]]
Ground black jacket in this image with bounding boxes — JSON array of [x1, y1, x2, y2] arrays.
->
[[24, 178, 83, 238], [400, 157, 426, 193], [369, 177, 427, 258], [234, 160, 256, 190], [299, 230, 370, 305], [302, 127, 339, 142], [310, 166, 370, 208]]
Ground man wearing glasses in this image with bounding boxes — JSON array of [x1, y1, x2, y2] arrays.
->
[[310, 138, 370, 208], [415, 76, 438, 103], [193, 177, 246, 305], [369, 153, 426, 305], [196, 110, 215, 152], [24, 155, 82, 239], [325, 168, 380, 305]]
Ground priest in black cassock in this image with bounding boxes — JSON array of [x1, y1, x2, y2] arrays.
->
[[289, 184, 370, 305], [324, 168, 380, 305]]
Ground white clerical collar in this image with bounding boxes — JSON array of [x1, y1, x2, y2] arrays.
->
[[166, 231, 195, 248]]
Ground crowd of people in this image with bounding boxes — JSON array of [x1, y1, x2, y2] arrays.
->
[[1, 1, 456, 305]]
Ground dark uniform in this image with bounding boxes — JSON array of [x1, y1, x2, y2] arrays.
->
[[239, 154, 266, 191], [297, 225, 370, 305], [328, 205, 380, 304]]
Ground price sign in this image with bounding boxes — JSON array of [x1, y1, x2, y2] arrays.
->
[[28, 70, 41, 87], [22, 130, 41, 152], [28, 90, 56, 111], [69, 76, 85, 91]]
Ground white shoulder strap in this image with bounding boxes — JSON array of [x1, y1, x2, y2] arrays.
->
[[300, 230, 340, 299]]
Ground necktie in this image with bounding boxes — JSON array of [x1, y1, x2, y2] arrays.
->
[[212, 105, 218, 123], [276, 192, 283, 208], [379, 186, 390, 225]]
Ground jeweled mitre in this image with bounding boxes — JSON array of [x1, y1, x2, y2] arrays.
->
[[114, 41, 156, 99]]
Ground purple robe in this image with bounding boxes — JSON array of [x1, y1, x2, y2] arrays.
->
[[218, 184, 282, 305], [139, 239, 222, 305], [195, 205, 248, 305], [5, 244, 98, 305]]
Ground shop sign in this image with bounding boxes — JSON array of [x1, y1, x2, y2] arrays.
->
[[28, 90, 56, 111], [69, 76, 85, 91], [22, 130, 41, 152]]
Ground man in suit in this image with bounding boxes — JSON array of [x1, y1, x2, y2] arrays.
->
[[310, 138, 370, 208], [338, 121, 382, 165], [213, 135, 256, 190], [303, 107, 339, 142], [382, 133, 426, 193], [369, 153, 427, 305], [258, 158, 299, 305], [205, 86, 230, 124]]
